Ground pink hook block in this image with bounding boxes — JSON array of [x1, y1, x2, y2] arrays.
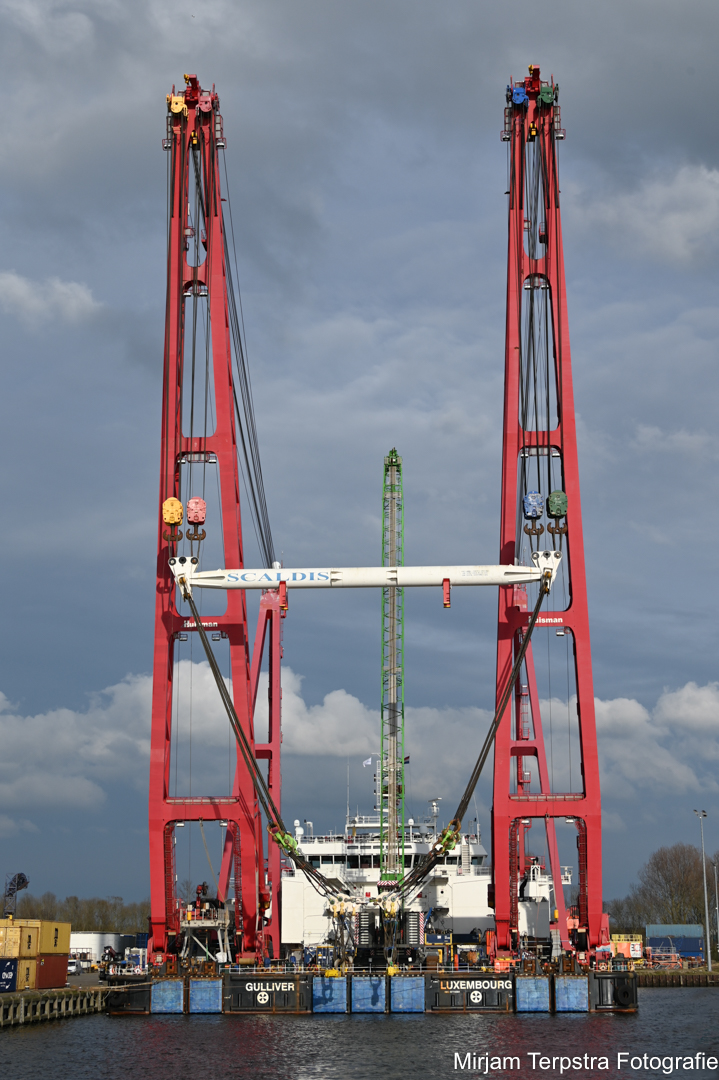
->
[[187, 496, 207, 524]]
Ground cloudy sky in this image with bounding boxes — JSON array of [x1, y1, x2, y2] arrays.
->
[[0, 0, 717, 904]]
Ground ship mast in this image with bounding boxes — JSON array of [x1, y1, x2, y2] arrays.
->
[[379, 449, 405, 887]]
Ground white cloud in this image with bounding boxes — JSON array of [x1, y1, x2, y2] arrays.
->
[[595, 695, 699, 798], [269, 668, 377, 756], [1, 662, 716, 824], [653, 680, 719, 735], [572, 165, 719, 264], [0, 270, 102, 326], [631, 424, 719, 459], [0, 815, 38, 838], [0, 675, 152, 810]]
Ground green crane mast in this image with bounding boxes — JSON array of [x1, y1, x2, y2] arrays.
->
[[379, 448, 405, 886]]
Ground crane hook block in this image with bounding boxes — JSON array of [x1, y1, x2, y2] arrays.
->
[[186, 496, 207, 525], [162, 497, 184, 525], [522, 490, 543, 519], [546, 490, 568, 518]]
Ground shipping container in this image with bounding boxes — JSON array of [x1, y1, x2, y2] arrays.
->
[[0, 927, 21, 958], [39, 922, 71, 954], [0, 920, 71, 955], [35, 954, 68, 989], [19, 926, 39, 957], [16, 960, 36, 991], [0, 959, 17, 993]]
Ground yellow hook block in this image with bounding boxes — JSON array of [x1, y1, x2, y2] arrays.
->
[[162, 497, 184, 525]]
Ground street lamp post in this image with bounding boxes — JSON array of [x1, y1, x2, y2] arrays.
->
[[711, 860, 719, 961], [694, 810, 712, 971]]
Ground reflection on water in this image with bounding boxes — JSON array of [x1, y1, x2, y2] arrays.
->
[[1, 989, 717, 1080]]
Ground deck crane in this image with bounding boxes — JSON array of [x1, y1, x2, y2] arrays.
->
[[379, 449, 405, 891], [168, 541, 561, 919]]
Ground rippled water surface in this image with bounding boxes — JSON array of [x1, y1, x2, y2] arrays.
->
[[1, 989, 717, 1080]]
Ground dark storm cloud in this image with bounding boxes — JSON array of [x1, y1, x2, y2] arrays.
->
[[0, 0, 717, 897]]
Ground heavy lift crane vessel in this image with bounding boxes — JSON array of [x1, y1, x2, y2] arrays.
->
[[148, 68, 607, 967]]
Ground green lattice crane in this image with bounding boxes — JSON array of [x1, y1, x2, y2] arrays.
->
[[379, 449, 405, 885]]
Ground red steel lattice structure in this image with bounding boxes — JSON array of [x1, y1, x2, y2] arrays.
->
[[491, 67, 609, 951], [148, 75, 282, 960]]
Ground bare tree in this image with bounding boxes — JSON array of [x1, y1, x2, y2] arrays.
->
[[637, 843, 705, 925]]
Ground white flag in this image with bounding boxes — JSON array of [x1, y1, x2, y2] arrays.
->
[[362, 757, 373, 767]]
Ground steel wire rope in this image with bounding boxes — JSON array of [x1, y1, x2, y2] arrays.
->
[[547, 124, 575, 794], [228, 636, 233, 797], [514, 125, 528, 560], [177, 580, 346, 901], [163, 119, 182, 505], [173, 642, 181, 798], [189, 633, 193, 801], [398, 575, 552, 901], [216, 150, 274, 566], [224, 236, 275, 567], [221, 154, 253, 398], [199, 820, 219, 896], [188, 183, 201, 500]]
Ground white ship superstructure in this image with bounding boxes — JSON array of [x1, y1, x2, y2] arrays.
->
[[281, 805, 571, 955]]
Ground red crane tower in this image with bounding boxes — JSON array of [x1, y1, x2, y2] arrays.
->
[[491, 67, 609, 953], [148, 75, 282, 963]]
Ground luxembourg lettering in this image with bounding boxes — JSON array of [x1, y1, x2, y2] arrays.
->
[[439, 979, 511, 990], [226, 571, 330, 583]]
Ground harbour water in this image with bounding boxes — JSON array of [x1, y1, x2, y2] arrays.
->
[[1, 989, 717, 1079]]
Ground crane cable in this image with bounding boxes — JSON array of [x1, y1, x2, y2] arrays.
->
[[177, 575, 348, 903], [395, 570, 552, 902], [188, 138, 275, 568]]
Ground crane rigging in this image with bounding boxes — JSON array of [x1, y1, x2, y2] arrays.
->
[[168, 537, 560, 910]]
